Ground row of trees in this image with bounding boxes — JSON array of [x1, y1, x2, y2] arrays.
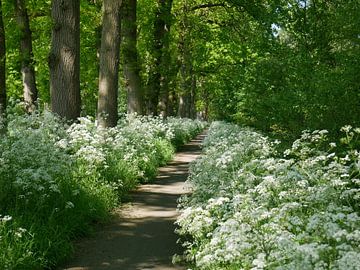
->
[[183, 0, 360, 138], [0, 0, 359, 137], [0, 0, 194, 128], [0, 0, 145, 128]]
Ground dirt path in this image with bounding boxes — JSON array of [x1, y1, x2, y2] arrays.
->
[[62, 133, 206, 270]]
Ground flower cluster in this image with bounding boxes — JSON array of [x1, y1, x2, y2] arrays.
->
[[0, 111, 206, 269], [166, 117, 206, 148], [176, 122, 360, 270]]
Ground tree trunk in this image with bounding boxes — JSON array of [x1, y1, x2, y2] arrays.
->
[[0, 0, 6, 131], [48, 0, 81, 121], [147, 0, 173, 117], [122, 0, 143, 114], [97, 0, 122, 128], [190, 73, 196, 119], [177, 3, 195, 118], [158, 0, 174, 118], [178, 95, 186, 118], [14, 0, 38, 113], [178, 40, 192, 118], [158, 82, 168, 117], [167, 88, 176, 116]]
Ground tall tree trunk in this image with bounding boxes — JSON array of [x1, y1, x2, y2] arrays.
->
[[178, 95, 186, 118], [177, 2, 195, 118], [48, 0, 80, 121], [158, 80, 169, 117], [147, 0, 173, 117], [190, 73, 196, 119], [167, 88, 175, 116], [178, 36, 192, 118], [14, 0, 38, 113], [0, 0, 6, 131], [158, 0, 173, 118], [178, 46, 187, 118], [122, 0, 142, 114], [97, 0, 122, 128]]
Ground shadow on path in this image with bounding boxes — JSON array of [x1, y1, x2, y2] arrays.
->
[[62, 132, 206, 270]]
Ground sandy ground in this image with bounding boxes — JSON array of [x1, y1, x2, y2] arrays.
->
[[61, 133, 205, 270]]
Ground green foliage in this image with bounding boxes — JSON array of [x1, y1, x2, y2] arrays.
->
[[3, 0, 22, 99], [28, 0, 52, 103], [163, 0, 360, 139], [2, 0, 358, 133], [2, 0, 359, 267], [0, 216, 41, 269], [80, 0, 102, 116], [176, 121, 360, 269], [0, 110, 205, 269], [3, 0, 102, 115], [167, 117, 205, 148]]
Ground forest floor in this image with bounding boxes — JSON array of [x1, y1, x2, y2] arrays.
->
[[62, 132, 206, 270]]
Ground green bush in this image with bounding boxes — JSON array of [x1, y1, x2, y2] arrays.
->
[[176, 122, 360, 270], [0, 111, 206, 269]]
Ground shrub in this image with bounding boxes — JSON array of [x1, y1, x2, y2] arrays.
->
[[0, 111, 206, 269], [176, 122, 360, 270]]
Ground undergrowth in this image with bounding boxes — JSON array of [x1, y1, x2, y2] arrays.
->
[[0, 111, 206, 269], [176, 122, 360, 270]]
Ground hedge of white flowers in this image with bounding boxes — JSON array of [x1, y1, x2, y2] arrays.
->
[[0, 111, 206, 269], [176, 122, 360, 270]]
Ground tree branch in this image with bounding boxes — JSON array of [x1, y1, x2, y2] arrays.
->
[[191, 3, 225, 11]]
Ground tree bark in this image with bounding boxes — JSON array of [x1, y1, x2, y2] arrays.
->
[[190, 73, 196, 118], [158, 0, 174, 118], [122, 0, 143, 114], [178, 25, 190, 117], [0, 0, 6, 131], [48, 0, 80, 121], [97, 0, 122, 128], [166, 89, 175, 116], [177, 3, 196, 118], [14, 0, 38, 113], [178, 95, 186, 118], [147, 0, 173, 117]]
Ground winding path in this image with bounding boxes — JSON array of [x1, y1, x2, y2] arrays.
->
[[62, 133, 206, 270]]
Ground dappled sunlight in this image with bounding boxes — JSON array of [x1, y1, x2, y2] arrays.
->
[[0, 111, 206, 269], [63, 132, 205, 270]]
